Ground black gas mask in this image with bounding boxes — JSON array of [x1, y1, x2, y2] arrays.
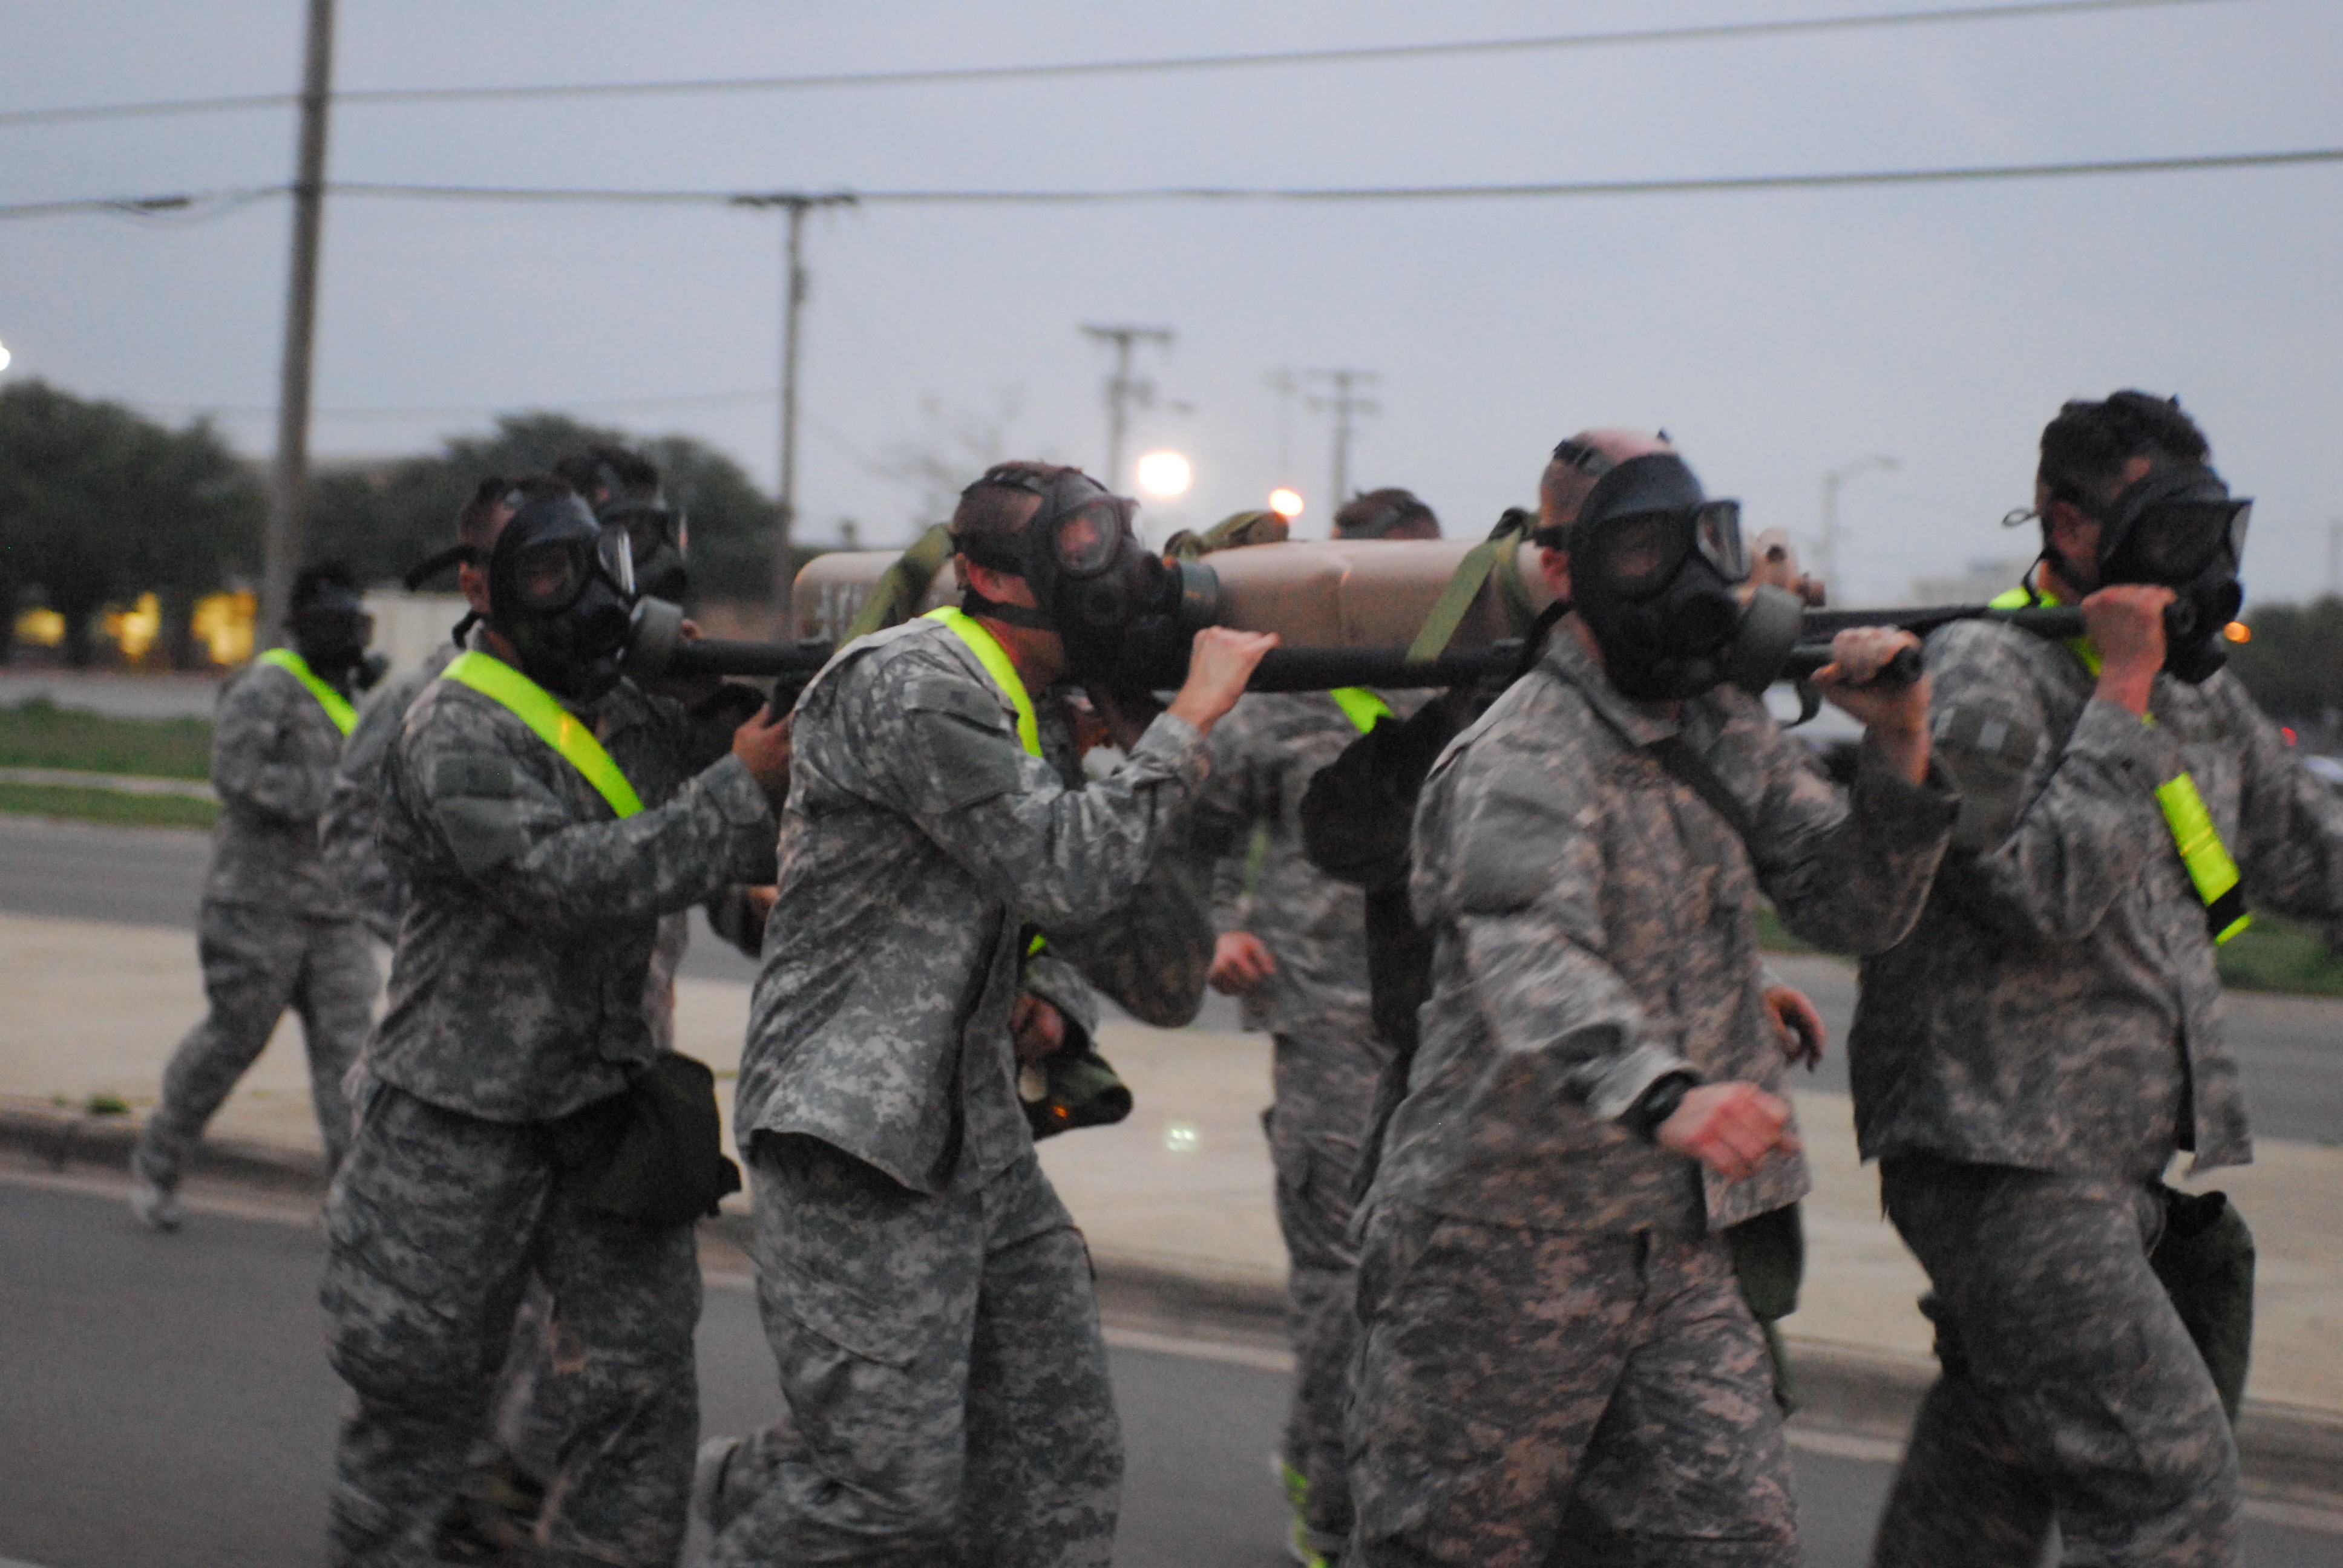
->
[[601, 488, 689, 606], [955, 468, 1201, 684], [289, 584, 384, 692], [1551, 453, 1797, 702], [2059, 462, 2250, 685], [487, 491, 638, 704]]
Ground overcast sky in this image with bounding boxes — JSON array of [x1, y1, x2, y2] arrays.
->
[[4, 0, 2338, 606]]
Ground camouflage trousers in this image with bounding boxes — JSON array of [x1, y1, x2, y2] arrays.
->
[[1874, 1159, 2240, 1568], [133, 899, 376, 1188], [320, 1081, 702, 1568], [703, 1134, 1122, 1567], [1267, 1028, 1384, 1558], [1347, 1202, 1797, 1567]]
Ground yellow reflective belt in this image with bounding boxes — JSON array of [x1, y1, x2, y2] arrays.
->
[[1990, 585, 2245, 942], [258, 647, 356, 736], [1330, 686, 1393, 734], [923, 607, 1041, 758], [2155, 773, 2251, 944], [441, 650, 643, 818]]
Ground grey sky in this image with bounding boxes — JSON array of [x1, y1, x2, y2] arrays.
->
[[3, 0, 2338, 607]]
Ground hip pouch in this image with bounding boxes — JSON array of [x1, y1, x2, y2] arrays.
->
[[548, 1053, 743, 1228]]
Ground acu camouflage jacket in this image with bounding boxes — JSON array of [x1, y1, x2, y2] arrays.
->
[[369, 665, 777, 1123], [1852, 616, 2343, 1178], [1374, 627, 1957, 1235], [205, 656, 358, 919]]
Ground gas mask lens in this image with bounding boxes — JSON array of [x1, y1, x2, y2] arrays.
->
[[1590, 502, 1747, 600], [1693, 500, 1749, 583], [2128, 498, 2250, 580], [510, 527, 632, 614], [596, 524, 637, 597], [1050, 497, 1133, 578]]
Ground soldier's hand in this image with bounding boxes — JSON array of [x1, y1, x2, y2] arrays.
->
[[1167, 628, 1280, 737], [1010, 994, 1067, 1063], [1656, 1082, 1800, 1183], [1814, 627, 1931, 782], [2083, 583, 2173, 715], [732, 704, 794, 803], [1208, 931, 1277, 995], [1764, 984, 1826, 1071]]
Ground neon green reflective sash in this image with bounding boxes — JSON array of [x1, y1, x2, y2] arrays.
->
[[1331, 687, 1392, 734], [923, 607, 1041, 758], [2155, 773, 2251, 943], [1989, 584, 2246, 941], [258, 647, 357, 736], [441, 650, 643, 818]]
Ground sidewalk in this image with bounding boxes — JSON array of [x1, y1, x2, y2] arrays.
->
[[4, 912, 2339, 1504]]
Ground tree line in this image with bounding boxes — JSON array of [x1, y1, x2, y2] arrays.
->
[[2, 382, 788, 668]]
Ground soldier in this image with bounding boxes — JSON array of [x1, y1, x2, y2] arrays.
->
[[698, 461, 1273, 1565], [1347, 430, 1955, 1566], [130, 562, 383, 1232], [1852, 393, 2343, 1567], [319, 476, 790, 1567], [1193, 486, 1440, 1566]]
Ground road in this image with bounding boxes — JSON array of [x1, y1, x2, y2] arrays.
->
[[5, 1177, 2329, 1568], [4, 815, 2330, 1140]]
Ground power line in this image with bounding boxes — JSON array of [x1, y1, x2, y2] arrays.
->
[[0, 0, 2254, 128], [126, 388, 782, 422], [8, 144, 2338, 226]]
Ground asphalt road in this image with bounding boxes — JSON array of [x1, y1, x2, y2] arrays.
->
[[3, 814, 2330, 1140], [8, 1178, 2331, 1568]]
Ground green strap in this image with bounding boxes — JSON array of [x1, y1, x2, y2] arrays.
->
[[1403, 512, 1534, 667], [2156, 772, 2251, 944], [923, 607, 1041, 758], [258, 648, 357, 736], [1330, 687, 1393, 734], [845, 523, 960, 642], [441, 650, 643, 818], [1989, 584, 2244, 942]]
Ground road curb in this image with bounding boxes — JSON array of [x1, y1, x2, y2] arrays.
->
[[12, 1095, 2339, 1510]]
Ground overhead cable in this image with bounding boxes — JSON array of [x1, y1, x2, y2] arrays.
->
[[0, 0, 2253, 128]]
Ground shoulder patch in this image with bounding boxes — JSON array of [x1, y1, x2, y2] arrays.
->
[[1455, 763, 1583, 913], [428, 751, 525, 877], [899, 675, 1023, 812], [1933, 701, 2041, 852], [431, 751, 518, 799], [902, 675, 1009, 730]]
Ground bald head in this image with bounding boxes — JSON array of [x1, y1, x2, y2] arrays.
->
[[1537, 429, 1679, 543]]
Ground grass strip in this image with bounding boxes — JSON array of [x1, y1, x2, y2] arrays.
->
[[0, 780, 218, 829], [0, 697, 213, 779]]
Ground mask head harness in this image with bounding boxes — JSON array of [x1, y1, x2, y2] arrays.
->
[[288, 573, 381, 691], [2051, 459, 2250, 684], [953, 466, 1194, 683], [1536, 446, 1769, 702], [595, 462, 690, 605], [486, 489, 638, 704]]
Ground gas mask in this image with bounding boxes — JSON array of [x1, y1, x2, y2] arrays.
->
[[955, 468, 1205, 684], [1552, 453, 1798, 702], [486, 491, 638, 704], [601, 489, 689, 606], [289, 584, 384, 692], [2061, 463, 2251, 685]]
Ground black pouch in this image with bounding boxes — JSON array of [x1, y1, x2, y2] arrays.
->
[[1020, 1048, 1134, 1141], [549, 1053, 742, 1228], [2149, 1184, 2255, 1424], [1725, 1202, 1807, 1414]]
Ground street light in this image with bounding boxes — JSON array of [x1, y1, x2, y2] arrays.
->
[[0, 338, 11, 374], [1820, 455, 1898, 598], [1136, 450, 1193, 498], [1268, 488, 1305, 520]]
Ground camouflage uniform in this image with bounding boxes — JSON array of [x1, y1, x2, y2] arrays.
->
[[323, 644, 458, 944], [320, 665, 776, 1568], [708, 617, 1213, 1567], [1851, 615, 2343, 1567], [133, 658, 376, 1189], [1352, 627, 1955, 1567], [1194, 691, 1397, 1557]]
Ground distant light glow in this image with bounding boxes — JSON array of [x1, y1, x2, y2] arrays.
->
[[1136, 449, 1192, 498], [0, 339, 11, 374], [1163, 1120, 1199, 1154], [2223, 621, 2250, 644], [1268, 487, 1305, 519]]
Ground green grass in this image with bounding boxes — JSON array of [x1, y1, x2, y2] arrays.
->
[[0, 781, 218, 829], [0, 697, 213, 779], [1760, 902, 2343, 997]]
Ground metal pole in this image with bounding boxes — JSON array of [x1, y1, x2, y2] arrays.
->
[[1081, 324, 1173, 488], [1306, 368, 1380, 509], [774, 200, 807, 628], [257, 0, 335, 645], [1818, 454, 1896, 600]]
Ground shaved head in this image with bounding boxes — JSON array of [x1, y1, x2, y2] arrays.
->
[[1538, 428, 1679, 541]]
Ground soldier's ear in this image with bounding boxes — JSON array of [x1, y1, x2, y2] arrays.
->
[[1538, 547, 1573, 604]]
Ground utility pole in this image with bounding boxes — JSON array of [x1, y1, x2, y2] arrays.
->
[[733, 192, 854, 628], [1306, 368, 1381, 506], [257, 0, 335, 646], [1818, 454, 1897, 599], [1081, 324, 1173, 488], [2328, 520, 2342, 599]]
